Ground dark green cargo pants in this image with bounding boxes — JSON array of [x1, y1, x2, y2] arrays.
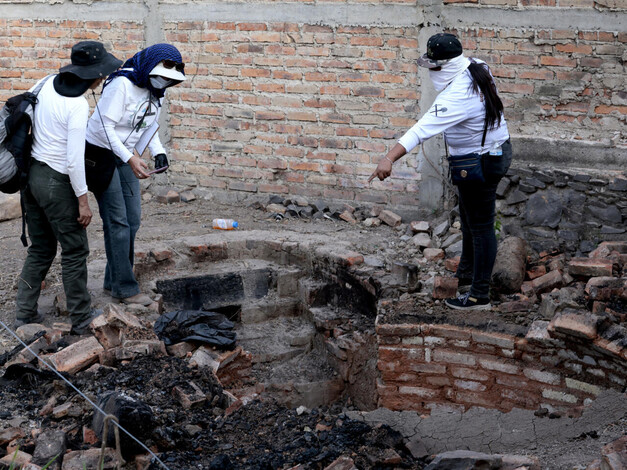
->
[[16, 160, 92, 326]]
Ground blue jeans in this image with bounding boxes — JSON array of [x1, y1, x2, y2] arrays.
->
[[96, 162, 141, 299], [455, 140, 512, 299]]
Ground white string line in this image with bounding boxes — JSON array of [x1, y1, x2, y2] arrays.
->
[[0, 319, 172, 470]]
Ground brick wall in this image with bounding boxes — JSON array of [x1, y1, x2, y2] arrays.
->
[[376, 320, 625, 415], [1, 2, 625, 211], [163, 21, 421, 206], [452, 27, 626, 145]]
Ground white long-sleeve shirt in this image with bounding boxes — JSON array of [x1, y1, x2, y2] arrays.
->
[[30, 77, 89, 197], [86, 76, 165, 163], [398, 64, 510, 156]]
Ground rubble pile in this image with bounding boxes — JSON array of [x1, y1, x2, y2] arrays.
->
[[0, 302, 427, 469]]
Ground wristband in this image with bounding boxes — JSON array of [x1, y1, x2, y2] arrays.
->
[[385, 156, 394, 164]]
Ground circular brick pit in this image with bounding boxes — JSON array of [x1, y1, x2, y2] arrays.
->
[[134, 230, 625, 451]]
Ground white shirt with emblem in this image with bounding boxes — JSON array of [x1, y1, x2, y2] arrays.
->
[[30, 77, 89, 197], [398, 64, 510, 156], [86, 76, 166, 163]]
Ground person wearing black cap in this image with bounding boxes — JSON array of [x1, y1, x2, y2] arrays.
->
[[85, 44, 186, 306], [15, 41, 122, 334], [369, 32, 512, 311]]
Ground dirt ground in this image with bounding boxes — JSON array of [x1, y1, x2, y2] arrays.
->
[[0, 192, 625, 469]]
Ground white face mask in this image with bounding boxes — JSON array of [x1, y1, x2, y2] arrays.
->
[[150, 76, 174, 89], [428, 55, 471, 91]]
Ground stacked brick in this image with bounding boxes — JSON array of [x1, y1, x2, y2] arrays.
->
[[375, 316, 624, 415]]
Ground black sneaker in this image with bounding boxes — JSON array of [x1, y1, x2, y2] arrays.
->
[[13, 313, 46, 329], [70, 309, 103, 336], [445, 293, 491, 310]]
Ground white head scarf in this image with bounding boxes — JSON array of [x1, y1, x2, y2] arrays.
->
[[428, 55, 471, 92]]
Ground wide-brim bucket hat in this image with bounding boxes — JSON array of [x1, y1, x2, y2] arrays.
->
[[58, 41, 122, 80]]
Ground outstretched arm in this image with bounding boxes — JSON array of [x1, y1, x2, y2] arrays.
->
[[367, 143, 407, 182]]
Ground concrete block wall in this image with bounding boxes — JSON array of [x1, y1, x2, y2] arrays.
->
[[1, 0, 625, 213]]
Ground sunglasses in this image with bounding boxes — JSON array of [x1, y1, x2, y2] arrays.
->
[[162, 59, 185, 72]]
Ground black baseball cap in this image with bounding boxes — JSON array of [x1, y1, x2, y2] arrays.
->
[[417, 33, 463, 69]]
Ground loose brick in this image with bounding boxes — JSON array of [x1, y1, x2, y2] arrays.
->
[[568, 258, 613, 278], [433, 277, 458, 299], [531, 270, 564, 294], [548, 312, 598, 340], [48, 337, 104, 374]]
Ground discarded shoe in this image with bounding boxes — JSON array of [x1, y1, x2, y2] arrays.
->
[[118, 293, 153, 306], [13, 313, 46, 329], [445, 293, 491, 310], [70, 309, 103, 336]]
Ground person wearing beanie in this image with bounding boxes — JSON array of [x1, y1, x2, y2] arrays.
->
[[369, 32, 512, 311], [85, 43, 186, 306], [15, 41, 122, 334]]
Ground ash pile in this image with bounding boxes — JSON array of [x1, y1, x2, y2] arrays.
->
[[0, 304, 425, 470]]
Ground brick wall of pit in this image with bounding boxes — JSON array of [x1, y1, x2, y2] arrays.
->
[[375, 321, 625, 416], [1, 1, 625, 213]]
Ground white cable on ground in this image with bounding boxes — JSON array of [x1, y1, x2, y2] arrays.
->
[[0, 319, 172, 470]]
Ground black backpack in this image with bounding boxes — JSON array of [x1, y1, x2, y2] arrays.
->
[[0, 76, 52, 194]]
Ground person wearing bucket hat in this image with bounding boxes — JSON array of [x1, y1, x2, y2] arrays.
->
[[85, 43, 186, 306], [15, 41, 122, 334], [368, 32, 512, 311]]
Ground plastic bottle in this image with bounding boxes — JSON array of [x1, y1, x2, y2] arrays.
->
[[212, 218, 238, 230]]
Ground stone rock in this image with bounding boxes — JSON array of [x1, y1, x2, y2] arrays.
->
[[268, 195, 284, 205], [410, 221, 430, 233], [411, 232, 432, 248], [525, 192, 563, 228], [0, 193, 21, 222], [0, 427, 26, 446], [363, 217, 382, 227], [61, 448, 120, 470], [32, 430, 67, 469], [424, 450, 502, 470], [180, 190, 196, 202], [491, 237, 527, 294], [311, 200, 329, 213], [323, 456, 358, 470], [266, 203, 287, 214], [433, 220, 450, 238], [423, 248, 445, 261], [391, 262, 419, 289], [0, 450, 32, 468]]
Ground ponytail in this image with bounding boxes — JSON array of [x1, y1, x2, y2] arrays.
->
[[467, 60, 504, 131]]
